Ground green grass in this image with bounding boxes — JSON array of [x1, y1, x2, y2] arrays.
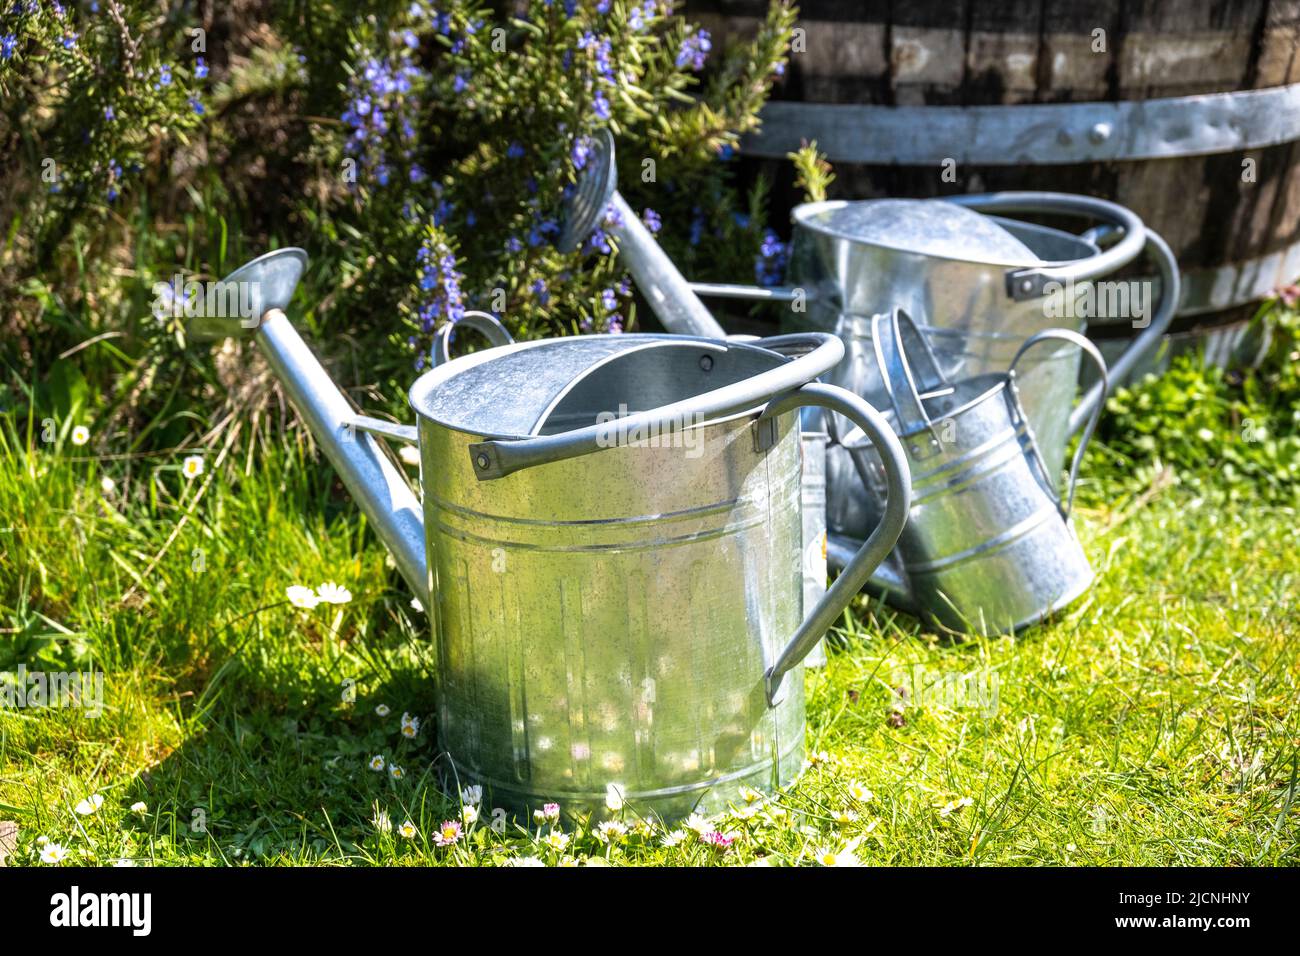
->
[[2, 411, 1297, 867]]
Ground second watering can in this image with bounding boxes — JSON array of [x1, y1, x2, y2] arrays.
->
[[840, 309, 1108, 636], [207, 249, 910, 822], [688, 194, 1179, 547]]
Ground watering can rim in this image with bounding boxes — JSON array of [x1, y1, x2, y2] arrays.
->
[[406, 331, 826, 442], [841, 373, 1011, 445], [790, 199, 1097, 271]]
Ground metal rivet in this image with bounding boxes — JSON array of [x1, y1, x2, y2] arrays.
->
[[1089, 122, 1112, 144], [1057, 129, 1073, 145], [1020, 278, 1035, 294], [475, 454, 489, 469], [699, 355, 714, 372]]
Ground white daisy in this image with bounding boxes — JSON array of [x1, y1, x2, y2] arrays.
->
[[847, 782, 874, 802], [460, 785, 483, 807], [505, 856, 545, 867], [100, 476, 116, 493], [74, 794, 104, 816], [40, 843, 69, 864], [812, 846, 860, 867], [594, 820, 627, 844], [409, 596, 424, 613], [389, 764, 405, 781], [129, 801, 148, 815], [372, 809, 392, 834], [461, 804, 478, 825], [368, 755, 386, 772], [604, 783, 624, 812], [397, 820, 418, 839], [542, 830, 570, 851], [661, 830, 686, 847], [399, 444, 421, 466], [181, 454, 204, 479], [939, 796, 974, 818], [400, 712, 421, 738], [685, 813, 713, 837], [374, 704, 391, 717], [285, 585, 320, 609], [316, 581, 352, 605], [71, 426, 90, 446]]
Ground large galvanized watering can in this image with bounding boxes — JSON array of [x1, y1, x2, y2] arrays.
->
[[839, 308, 1109, 635], [208, 249, 910, 820], [688, 194, 1179, 546]]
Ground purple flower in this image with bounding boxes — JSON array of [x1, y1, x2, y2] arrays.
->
[[195, 56, 209, 79], [755, 229, 789, 287], [188, 97, 204, 116], [676, 30, 711, 72], [157, 64, 172, 87], [505, 237, 522, 253], [103, 105, 115, 121], [571, 136, 592, 171], [62, 32, 78, 50], [401, 30, 419, 49], [506, 141, 525, 160], [1, 34, 16, 60], [531, 278, 550, 306], [642, 208, 661, 233], [593, 91, 611, 121], [416, 236, 467, 335], [453, 71, 470, 93]]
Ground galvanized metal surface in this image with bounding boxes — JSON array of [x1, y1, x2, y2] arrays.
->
[[799, 423, 829, 668], [409, 333, 908, 815], [742, 81, 1300, 166], [842, 310, 1104, 635]]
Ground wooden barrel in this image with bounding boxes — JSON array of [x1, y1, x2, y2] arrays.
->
[[685, 0, 1300, 371]]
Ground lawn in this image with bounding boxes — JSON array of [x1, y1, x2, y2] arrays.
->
[[2, 400, 1296, 866]]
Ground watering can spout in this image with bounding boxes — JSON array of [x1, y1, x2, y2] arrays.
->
[[198, 249, 431, 609]]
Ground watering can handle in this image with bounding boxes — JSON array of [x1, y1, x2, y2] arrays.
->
[[1007, 328, 1109, 520], [433, 311, 514, 367], [871, 308, 950, 438], [761, 383, 911, 706], [946, 192, 1147, 301], [467, 333, 846, 479], [1066, 228, 1179, 437]]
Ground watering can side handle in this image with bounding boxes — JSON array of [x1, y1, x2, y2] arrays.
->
[[761, 383, 911, 707], [1066, 228, 1180, 437], [467, 333, 846, 480], [947, 192, 1147, 301], [433, 311, 514, 367], [1008, 328, 1109, 520]]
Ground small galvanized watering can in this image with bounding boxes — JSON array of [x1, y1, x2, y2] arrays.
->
[[841, 308, 1108, 635], [209, 249, 910, 821]]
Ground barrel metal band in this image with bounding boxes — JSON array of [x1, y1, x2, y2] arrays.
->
[[743, 81, 1300, 166]]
